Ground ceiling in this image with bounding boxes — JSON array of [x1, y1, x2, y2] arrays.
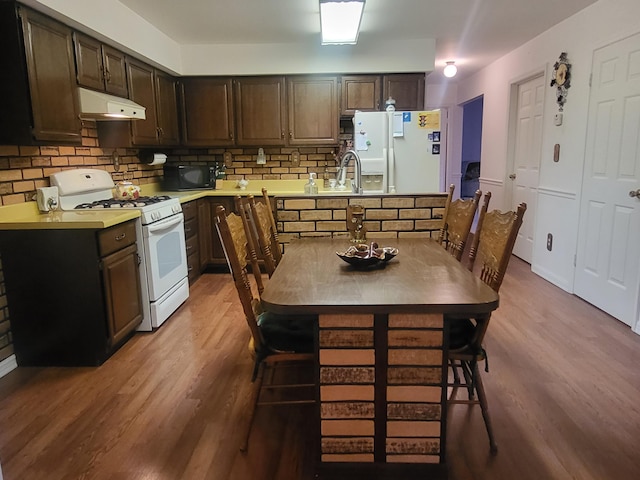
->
[[118, 0, 597, 80]]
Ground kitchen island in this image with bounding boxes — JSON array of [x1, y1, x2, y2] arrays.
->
[[261, 237, 499, 479]]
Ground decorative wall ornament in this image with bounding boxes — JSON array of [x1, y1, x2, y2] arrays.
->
[[550, 52, 572, 111]]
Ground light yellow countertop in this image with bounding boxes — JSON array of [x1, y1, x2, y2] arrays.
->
[[0, 180, 331, 230], [0, 179, 422, 230], [147, 179, 329, 200], [0, 202, 140, 230]]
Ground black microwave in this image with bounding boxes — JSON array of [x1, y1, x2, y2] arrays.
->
[[163, 164, 216, 190]]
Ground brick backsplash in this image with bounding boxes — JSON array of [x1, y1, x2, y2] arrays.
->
[[0, 121, 347, 368], [168, 146, 343, 184]]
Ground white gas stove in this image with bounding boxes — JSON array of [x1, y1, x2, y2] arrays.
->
[[51, 168, 182, 225], [50, 168, 189, 331]]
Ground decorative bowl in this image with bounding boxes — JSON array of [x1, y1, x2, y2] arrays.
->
[[336, 243, 398, 268]]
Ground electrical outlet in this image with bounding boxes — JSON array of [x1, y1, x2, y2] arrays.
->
[[547, 233, 553, 251]]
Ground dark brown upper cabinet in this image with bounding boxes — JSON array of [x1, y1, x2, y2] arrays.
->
[[74, 32, 128, 97], [383, 73, 425, 111], [127, 57, 179, 146], [234, 76, 287, 146], [288, 76, 339, 145], [180, 77, 235, 146], [127, 58, 158, 145], [155, 70, 180, 145], [0, 3, 81, 145], [340, 75, 382, 115]]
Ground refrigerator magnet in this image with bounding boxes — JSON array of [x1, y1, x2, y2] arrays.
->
[[433, 131, 441, 142], [432, 144, 440, 154]]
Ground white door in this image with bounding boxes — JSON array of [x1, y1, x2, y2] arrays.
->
[[392, 111, 441, 194], [509, 74, 545, 262], [575, 32, 640, 329]]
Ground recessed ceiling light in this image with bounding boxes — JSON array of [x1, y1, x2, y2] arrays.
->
[[320, 0, 365, 45]]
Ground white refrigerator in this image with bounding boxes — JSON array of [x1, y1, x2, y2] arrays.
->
[[353, 110, 444, 194]]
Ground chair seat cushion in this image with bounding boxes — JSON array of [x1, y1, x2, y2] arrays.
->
[[448, 318, 476, 350], [257, 311, 316, 353]]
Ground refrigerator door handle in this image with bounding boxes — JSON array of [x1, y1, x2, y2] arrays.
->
[[387, 146, 396, 193]]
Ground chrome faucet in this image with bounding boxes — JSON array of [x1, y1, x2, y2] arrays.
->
[[337, 149, 362, 194]]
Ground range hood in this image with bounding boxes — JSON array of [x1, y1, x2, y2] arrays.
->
[[78, 88, 146, 120]]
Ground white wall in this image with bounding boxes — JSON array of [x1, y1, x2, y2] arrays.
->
[[22, 0, 435, 76], [180, 38, 435, 76], [22, 0, 183, 73], [455, 0, 640, 292]]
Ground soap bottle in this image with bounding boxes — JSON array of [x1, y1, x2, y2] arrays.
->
[[304, 172, 318, 195], [323, 162, 330, 188]]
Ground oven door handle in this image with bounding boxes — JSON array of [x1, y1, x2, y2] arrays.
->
[[146, 214, 183, 233]]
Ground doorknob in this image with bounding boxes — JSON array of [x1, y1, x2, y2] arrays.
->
[[509, 174, 516, 180], [629, 189, 640, 198]]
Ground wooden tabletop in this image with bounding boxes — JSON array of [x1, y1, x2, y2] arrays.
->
[[261, 237, 499, 316]]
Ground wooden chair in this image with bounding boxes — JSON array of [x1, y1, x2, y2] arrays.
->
[[447, 194, 527, 455], [437, 184, 483, 261], [214, 205, 315, 452], [262, 188, 283, 265], [246, 193, 280, 277], [233, 195, 265, 295]]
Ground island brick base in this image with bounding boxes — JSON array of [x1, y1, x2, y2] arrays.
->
[[318, 313, 446, 465], [274, 194, 447, 249]]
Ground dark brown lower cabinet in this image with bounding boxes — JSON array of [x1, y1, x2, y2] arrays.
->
[[0, 220, 142, 366], [201, 197, 235, 268], [101, 242, 143, 345]]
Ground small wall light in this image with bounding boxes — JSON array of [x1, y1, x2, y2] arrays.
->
[[443, 61, 458, 78], [257, 147, 266, 165]]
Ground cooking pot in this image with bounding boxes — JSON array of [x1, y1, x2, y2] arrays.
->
[[114, 181, 141, 200]]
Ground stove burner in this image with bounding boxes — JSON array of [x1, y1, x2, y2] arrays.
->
[[74, 195, 173, 210]]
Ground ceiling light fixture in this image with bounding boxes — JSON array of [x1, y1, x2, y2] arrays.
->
[[320, 0, 365, 45], [443, 61, 458, 78]]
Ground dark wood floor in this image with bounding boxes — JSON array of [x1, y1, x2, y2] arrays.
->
[[1, 257, 640, 480]]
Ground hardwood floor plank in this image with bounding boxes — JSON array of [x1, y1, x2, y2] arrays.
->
[[1, 257, 640, 479]]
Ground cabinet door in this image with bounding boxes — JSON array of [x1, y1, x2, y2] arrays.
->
[[181, 77, 235, 146], [74, 32, 128, 98], [383, 73, 425, 111], [74, 32, 105, 91], [235, 76, 286, 146], [127, 58, 158, 145], [197, 198, 213, 270], [102, 45, 128, 97], [155, 70, 180, 145], [101, 243, 143, 346], [341, 75, 381, 115], [20, 8, 81, 143], [201, 197, 235, 268], [288, 76, 339, 145]]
